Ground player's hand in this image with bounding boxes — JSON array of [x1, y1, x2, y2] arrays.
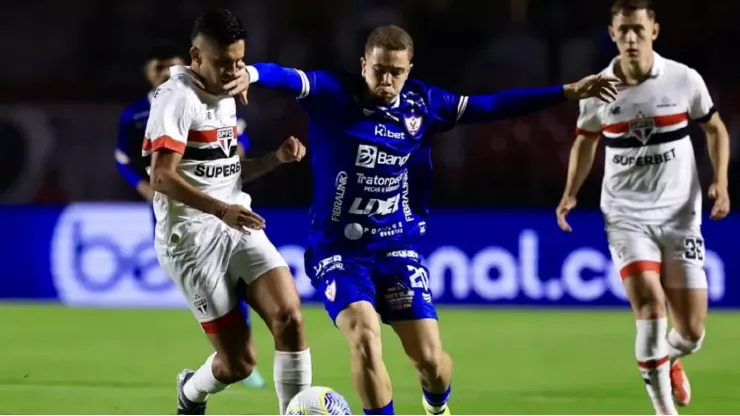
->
[[220, 203, 266, 233], [224, 61, 250, 105], [708, 183, 730, 220], [564, 74, 620, 103], [556, 195, 577, 232], [276, 136, 306, 163]]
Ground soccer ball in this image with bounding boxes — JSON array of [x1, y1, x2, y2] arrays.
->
[[286, 386, 353, 415]]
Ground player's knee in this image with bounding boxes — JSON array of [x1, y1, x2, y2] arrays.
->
[[407, 344, 446, 377], [213, 353, 255, 383], [628, 275, 667, 318], [269, 307, 305, 350], [682, 326, 705, 345]]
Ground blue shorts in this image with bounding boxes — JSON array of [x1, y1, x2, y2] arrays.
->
[[305, 247, 438, 324]]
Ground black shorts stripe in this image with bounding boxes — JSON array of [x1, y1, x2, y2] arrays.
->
[[183, 146, 237, 161], [603, 127, 688, 149]]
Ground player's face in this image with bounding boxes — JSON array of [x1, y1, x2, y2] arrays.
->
[[361, 47, 413, 104], [144, 57, 186, 88], [190, 37, 246, 93], [609, 9, 659, 61]]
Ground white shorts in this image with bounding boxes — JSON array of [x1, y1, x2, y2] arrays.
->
[[156, 219, 288, 332], [605, 221, 707, 290]]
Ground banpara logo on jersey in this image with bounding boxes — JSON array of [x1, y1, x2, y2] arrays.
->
[[355, 144, 410, 169]]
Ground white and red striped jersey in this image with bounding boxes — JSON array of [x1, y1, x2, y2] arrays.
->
[[143, 66, 248, 235], [576, 52, 715, 225]]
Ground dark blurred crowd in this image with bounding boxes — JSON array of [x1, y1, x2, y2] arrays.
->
[[3, 0, 740, 207]]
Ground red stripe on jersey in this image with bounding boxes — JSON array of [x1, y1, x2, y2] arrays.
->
[[146, 135, 186, 154], [637, 355, 670, 369], [188, 127, 237, 143], [575, 127, 601, 138], [602, 112, 688, 135]]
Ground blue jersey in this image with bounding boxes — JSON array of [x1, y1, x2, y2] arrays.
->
[[114, 91, 251, 191], [247, 64, 567, 254]]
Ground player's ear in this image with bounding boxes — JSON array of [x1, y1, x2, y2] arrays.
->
[[608, 25, 617, 43], [360, 56, 366, 76], [652, 22, 660, 41], [407, 63, 413, 75], [190, 46, 200, 64]]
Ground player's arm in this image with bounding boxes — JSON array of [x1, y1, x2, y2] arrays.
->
[[146, 89, 265, 230], [430, 74, 617, 127], [242, 63, 340, 99], [688, 68, 731, 219], [241, 136, 306, 183], [701, 113, 730, 189], [236, 118, 249, 159], [556, 99, 603, 232], [115, 111, 154, 201]]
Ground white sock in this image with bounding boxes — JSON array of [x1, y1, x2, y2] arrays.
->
[[667, 328, 704, 360], [274, 349, 312, 415], [183, 353, 229, 403], [635, 318, 676, 415]]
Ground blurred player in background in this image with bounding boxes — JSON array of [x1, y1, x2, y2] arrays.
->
[[143, 10, 312, 415], [556, 0, 730, 414], [229, 24, 618, 415], [113, 40, 266, 389]]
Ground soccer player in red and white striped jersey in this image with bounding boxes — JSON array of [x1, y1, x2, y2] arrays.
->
[[556, 1, 731, 414]]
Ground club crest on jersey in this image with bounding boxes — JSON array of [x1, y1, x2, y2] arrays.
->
[[629, 111, 655, 144], [217, 127, 236, 155], [404, 114, 423, 136]]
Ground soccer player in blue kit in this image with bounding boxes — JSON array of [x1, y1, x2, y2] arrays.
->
[[228, 25, 619, 415], [113, 40, 267, 389]]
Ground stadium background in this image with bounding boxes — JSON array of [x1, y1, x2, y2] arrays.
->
[[1, 0, 739, 414]]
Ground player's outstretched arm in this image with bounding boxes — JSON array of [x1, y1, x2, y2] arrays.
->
[[452, 74, 619, 125], [238, 63, 340, 100], [241, 136, 306, 183]]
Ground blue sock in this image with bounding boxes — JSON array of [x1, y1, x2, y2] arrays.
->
[[423, 384, 451, 408], [239, 301, 251, 326], [363, 400, 394, 415]]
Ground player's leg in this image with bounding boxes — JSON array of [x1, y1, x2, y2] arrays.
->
[[608, 224, 676, 415], [232, 232, 312, 415], [661, 226, 709, 407], [239, 300, 267, 388], [308, 251, 394, 415], [375, 251, 452, 415], [165, 265, 257, 414]]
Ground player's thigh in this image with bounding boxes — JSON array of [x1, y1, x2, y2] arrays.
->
[[661, 226, 709, 338], [335, 301, 384, 357], [228, 231, 301, 329], [606, 223, 666, 317], [305, 250, 378, 325], [157, 244, 251, 362]]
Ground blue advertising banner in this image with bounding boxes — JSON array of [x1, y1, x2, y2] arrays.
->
[[0, 204, 736, 308]]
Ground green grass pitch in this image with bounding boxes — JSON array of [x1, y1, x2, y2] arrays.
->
[[2, 304, 739, 414]]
